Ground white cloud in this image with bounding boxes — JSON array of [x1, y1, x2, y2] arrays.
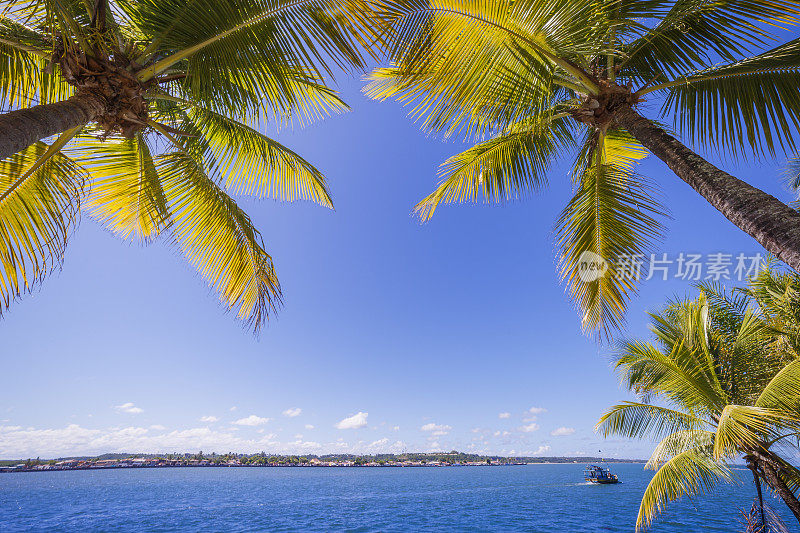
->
[[304, 424, 315, 430], [498, 412, 511, 419], [528, 407, 547, 415], [200, 416, 219, 423], [229, 406, 237, 412], [551, 427, 576, 436], [232, 415, 270, 426], [420, 423, 452, 436], [283, 408, 302, 418], [149, 425, 166, 431], [494, 430, 511, 437], [533, 445, 551, 455], [392, 426, 400, 431], [519, 423, 540, 433], [336, 412, 368, 430], [114, 403, 143, 414]]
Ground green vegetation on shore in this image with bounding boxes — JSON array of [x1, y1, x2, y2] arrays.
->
[[1, 451, 642, 469]]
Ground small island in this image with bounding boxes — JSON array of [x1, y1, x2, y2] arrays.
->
[[1, 451, 642, 473]]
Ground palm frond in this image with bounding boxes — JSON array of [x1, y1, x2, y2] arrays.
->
[[413, 112, 573, 221], [656, 37, 800, 159], [556, 129, 666, 336], [595, 401, 707, 441], [68, 133, 170, 242], [157, 151, 281, 332], [0, 139, 86, 313], [637, 448, 732, 530]]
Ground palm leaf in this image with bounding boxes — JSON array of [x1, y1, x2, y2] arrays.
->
[[157, 151, 281, 332], [556, 129, 666, 336], [0, 139, 86, 313], [413, 112, 573, 221], [637, 448, 732, 530]]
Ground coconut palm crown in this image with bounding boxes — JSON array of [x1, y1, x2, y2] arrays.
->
[[0, 0, 386, 330], [366, 0, 800, 337], [597, 265, 800, 529]]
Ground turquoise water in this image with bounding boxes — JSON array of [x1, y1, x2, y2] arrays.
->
[[0, 463, 793, 531]]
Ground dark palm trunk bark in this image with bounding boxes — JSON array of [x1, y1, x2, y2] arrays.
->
[[748, 461, 767, 527], [0, 93, 105, 162], [757, 457, 800, 524], [614, 105, 800, 272]]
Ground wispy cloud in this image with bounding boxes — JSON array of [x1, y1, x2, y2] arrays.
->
[[498, 412, 511, 419], [519, 423, 539, 433], [200, 416, 219, 423], [149, 425, 166, 431], [232, 415, 270, 426], [335, 412, 368, 430], [304, 424, 315, 430], [528, 407, 547, 415], [420, 423, 452, 436], [532, 445, 551, 455], [551, 427, 575, 436], [282, 408, 302, 418], [114, 403, 143, 414]]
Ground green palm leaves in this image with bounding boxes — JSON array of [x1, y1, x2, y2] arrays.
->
[[597, 267, 800, 529], [0, 0, 387, 329], [368, 0, 800, 336]]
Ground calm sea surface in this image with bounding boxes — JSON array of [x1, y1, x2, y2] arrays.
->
[[0, 463, 794, 532]]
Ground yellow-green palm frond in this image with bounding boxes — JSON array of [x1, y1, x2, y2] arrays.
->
[[366, 0, 603, 138], [621, 0, 800, 83], [657, 37, 800, 159], [595, 401, 707, 441], [556, 129, 666, 337], [757, 359, 800, 412], [636, 449, 733, 531], [613, 337, 727, 413], [0, 15, 72, 109], [68, 133, 170, 242], [645, 429, 716, 470], [0, 139, 87, 313], [413, 113, 574, 221], [122, 0, 385, 117], [713, 405, 800, 460], [160, 98, 334, 207], [158, 151, 281, 332]]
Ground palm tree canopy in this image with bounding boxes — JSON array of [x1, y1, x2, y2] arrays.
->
[[597, 265, 800, 529], [366, 0, 800, 337], [0, 0, 386, 330]]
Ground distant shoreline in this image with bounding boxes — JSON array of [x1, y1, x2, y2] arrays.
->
[[1, 455, 645, 474]]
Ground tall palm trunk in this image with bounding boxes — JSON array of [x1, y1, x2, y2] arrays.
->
[[754, 452, 800, 524], [0, 93, 105, 161], [614, 106, 800, 272]]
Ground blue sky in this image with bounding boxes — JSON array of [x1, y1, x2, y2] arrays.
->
[[0, 72, 789, 460]]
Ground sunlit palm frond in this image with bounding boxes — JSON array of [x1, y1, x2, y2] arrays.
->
[[556, 129, 666, 336], [123, 0, 384, 116], [621, 0, 800, 83], [657, 37, 800, 158], [756, 359, 800, 412], [68, 133, 170, 242], [0, 139, 86, 313], [636, 449, 732, 531], [645, 429, 716, 469], [158, 97, 334, 206], [157, 151, 281, 332], [413, 112, 573, 221], [595, 401, 707, 441], [714, 405, 799, 459]]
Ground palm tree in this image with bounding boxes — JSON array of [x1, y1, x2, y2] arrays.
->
[[366, 0, 800, 336], [0, 0, 384, 329], [596, 266, 800, 529]]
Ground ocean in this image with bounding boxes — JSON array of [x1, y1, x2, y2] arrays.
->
[[0, 463, 793, 531]]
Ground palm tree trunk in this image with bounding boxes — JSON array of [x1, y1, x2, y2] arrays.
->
[[0, 93, 105, 162], [748, 461, 767, 527], [614, 105, 800, 272], [758, 458, 800, 524]]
